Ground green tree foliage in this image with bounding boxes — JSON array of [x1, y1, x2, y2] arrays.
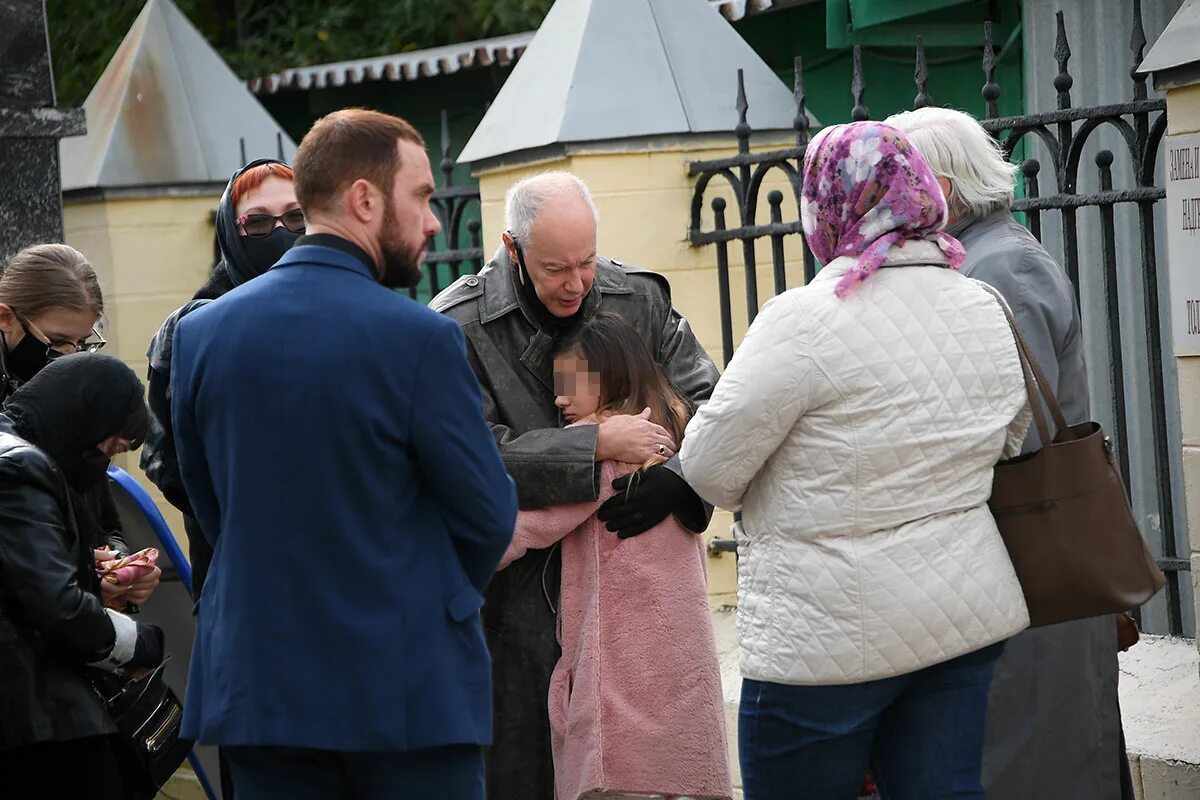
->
[[46, 0, 552, 106]]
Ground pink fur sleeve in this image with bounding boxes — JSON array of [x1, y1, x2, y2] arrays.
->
[[497, 497, 599, 571], [497, 458, 616, 571]]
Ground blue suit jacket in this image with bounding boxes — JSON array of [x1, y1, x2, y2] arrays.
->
[[171, 243, 517, 751]]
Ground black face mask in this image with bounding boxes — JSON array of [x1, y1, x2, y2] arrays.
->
[[240, 227, 301, 275], [61, 447, 113, 492], [1, 327, 51, 383]]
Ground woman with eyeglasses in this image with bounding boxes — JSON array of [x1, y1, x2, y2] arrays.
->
[[0, 243, 107, 402], [0, 243, 161, 617], [206, 157, 306, 296], [140, 158, 301, 800], [143, 158, 303, 603]]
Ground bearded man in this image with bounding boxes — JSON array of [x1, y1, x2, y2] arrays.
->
[[171, 109, 517, 799]]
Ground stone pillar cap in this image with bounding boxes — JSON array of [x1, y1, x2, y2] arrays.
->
[[458, 0, 812, 166]]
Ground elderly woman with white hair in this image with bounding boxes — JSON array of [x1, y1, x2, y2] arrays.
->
[[886, 106, 1129, 800]]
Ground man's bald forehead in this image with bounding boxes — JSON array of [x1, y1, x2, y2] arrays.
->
[[505, 170, 599, 245]]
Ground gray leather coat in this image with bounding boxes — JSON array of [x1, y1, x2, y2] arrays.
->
[[953, 211, 1122, 800], [431, 248, 719, 800], [433, 248, 718, 509]]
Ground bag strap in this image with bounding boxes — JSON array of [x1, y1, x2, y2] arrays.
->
[[1009, 315, 1053, 448], [975, 282, 1069, 443]]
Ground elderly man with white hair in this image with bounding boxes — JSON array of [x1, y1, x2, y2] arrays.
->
[[431, 170, 719, 800], [887, 106, 1129, 800]]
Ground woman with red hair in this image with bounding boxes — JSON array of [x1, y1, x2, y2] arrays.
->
[[217, 159, 303, 292], [141, 157, 303, 799], [143, 157, 304, 598]]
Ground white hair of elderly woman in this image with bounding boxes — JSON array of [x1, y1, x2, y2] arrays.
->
[[885, 107, 1018, 221], [504, 171, 599, 245]]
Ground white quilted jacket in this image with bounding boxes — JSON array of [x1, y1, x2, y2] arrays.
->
[[680, 241, 1032, 685]]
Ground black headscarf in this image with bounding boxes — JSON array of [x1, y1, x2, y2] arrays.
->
[[6, 353, 148, 492], [208, 157, 295, 293]]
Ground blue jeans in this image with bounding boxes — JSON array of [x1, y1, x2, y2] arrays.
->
[[226, 744, 484, 800], [739, 642, 1005, 800]]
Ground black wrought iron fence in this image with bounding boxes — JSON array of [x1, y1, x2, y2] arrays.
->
[[687, 4, 1191, 636], [411, 111, 485, 301]]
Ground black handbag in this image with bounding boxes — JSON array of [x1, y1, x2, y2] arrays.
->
[[89, 660, 192, 800]]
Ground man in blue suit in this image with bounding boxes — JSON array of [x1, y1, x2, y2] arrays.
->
[[171, 108, 517, 799]]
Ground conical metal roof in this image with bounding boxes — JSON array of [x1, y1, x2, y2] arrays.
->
[[458, 0, 810, 165], [60, 0, 296, 191], [1137, 0, 1200, 85]]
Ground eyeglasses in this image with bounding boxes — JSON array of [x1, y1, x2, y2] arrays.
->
[[237, 209, 306, 237], [16, 312, 106, 358]]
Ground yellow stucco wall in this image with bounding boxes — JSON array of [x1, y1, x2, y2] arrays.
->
[[64, 192, 220, 551], [475, 136, 806, 601], [1165, 85, 1200, 645]]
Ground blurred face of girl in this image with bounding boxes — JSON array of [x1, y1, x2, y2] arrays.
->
[[553, 351, 601, 424]]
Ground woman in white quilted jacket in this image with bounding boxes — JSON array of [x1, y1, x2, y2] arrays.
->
[[679, 121, 1031, 800]]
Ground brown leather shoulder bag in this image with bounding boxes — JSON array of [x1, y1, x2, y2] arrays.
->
[[985, 288, 1166, 628]]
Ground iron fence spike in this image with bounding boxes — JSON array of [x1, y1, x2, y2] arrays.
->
[[1054, 10, 1074, 109], [793, 56, 809, 147], [914, 36, 932, 109], [735, 69, 751, 154], [851, 46, 869, 121], [982, 22, 1000, 119], [440, 109, 454, 188], [1130, 0, 1148, 99]]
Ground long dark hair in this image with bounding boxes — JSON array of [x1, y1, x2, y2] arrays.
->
[[554, 311, 689, 444]]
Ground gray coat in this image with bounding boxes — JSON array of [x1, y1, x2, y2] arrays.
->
[[953, 211, 1122, 800], [430, 248, 719, 800]]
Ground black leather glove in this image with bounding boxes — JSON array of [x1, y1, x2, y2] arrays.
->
[[597, 465, 705, 539], [127, 622, 165, 670]]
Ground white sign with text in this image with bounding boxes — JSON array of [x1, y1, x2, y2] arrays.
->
[[1165, 132, 1200, 356]]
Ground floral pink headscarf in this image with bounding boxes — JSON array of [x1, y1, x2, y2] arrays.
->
[[800, 121, 965, 298]]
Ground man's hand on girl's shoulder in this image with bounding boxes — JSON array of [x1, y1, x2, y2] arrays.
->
[[595, 408, 676, 464]]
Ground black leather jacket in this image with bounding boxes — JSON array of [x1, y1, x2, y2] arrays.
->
[[0, 415, 120, 748], [1, 371, 130, 561], [140, 265, 238, 602], [431, 249, 719, 799]]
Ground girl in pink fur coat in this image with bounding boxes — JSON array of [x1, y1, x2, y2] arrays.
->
[[499, 312, 732, 800]]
